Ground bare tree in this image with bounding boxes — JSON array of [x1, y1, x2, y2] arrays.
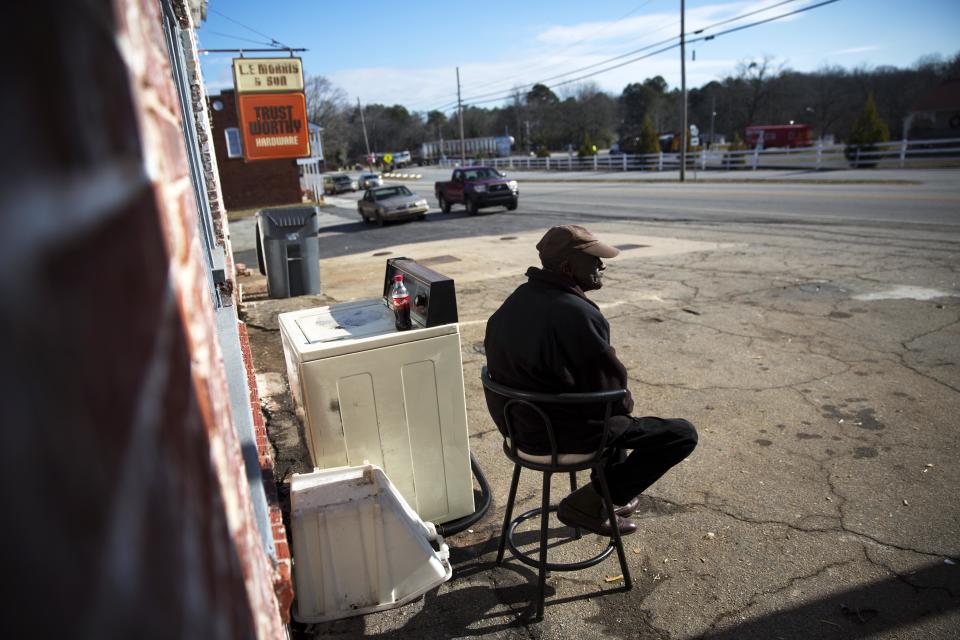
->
[[731, 55, 784, 132], [304, 76, 347, 123], [304, 75, 350, 164], [805, 66, 849, 139]]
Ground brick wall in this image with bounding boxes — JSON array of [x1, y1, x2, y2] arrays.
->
[[0, 1, 285, 637], [209, 89, 303, 211], [239, 323, 295, 622], [176, 8, 293, 623]]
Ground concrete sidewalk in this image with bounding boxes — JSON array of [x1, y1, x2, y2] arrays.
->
[[236, 206, 959, 639]]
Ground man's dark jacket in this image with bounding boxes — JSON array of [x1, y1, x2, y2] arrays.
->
[[484, 267, 634, 454]]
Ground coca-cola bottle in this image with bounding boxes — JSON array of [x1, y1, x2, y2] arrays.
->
[[390, 274, 412, 331]]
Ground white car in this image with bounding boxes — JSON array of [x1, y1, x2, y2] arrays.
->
[[358, 173, 383, 189], [323, 174, 358, 194]]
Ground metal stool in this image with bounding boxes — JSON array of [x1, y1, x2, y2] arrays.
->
[[481, 367, 633, 620]]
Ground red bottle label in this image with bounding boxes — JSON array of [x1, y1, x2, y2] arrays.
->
[[392, 294, 411, 330]]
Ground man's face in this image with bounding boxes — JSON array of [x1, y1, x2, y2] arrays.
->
[[565, 251, 606, 291]]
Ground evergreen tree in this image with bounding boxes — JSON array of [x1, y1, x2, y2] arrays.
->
[[845, 93, 889, 167], [848, 93, 890, 145], [577, 132, 598, 157], [639, 115, 659, 154], [526, 84, 560, 105]]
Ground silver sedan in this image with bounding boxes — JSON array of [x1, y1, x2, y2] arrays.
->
[[358, 173, 383, 189], [357, 185, 429, 226]]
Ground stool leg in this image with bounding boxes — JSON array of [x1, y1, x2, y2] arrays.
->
[[595, 468, 633, 591], [497, 464, 522, 564], [568, 471, 581, 540], [536, 471, 552, 621]]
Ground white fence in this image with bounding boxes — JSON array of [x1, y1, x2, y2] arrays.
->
[[438, 137, 960, 173]]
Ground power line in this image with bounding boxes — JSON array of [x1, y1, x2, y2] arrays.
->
[[696, 0, 838, 41], [433, 0, 840, 112], [553, 0, 842, 91], [692, 0, 802, 34], [201, 30, 278, 48], [460, 41, 679, 108], [403, 0, 665, 111], [458, 0, 806, 107], [459, 0, 659, 96], [459, 32, 680, 105], [207, 8, 289, 49]]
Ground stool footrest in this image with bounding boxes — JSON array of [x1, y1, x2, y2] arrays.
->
[[505, 506, 616, 572]]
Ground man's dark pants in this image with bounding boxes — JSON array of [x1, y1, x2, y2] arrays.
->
[[590, 417, 698, 505]]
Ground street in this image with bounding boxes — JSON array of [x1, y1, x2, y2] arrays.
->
[[236, 170, 960, 639]]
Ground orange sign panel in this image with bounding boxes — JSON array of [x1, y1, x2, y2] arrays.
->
[[236, 92, 311, 161]]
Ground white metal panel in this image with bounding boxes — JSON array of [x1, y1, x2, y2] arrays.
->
[[291, 465, 452, 623], [294, 299, 394, 343], [297, 333, 473, 524], [279, 300, 474, 524], [279, 300, 457, 361]]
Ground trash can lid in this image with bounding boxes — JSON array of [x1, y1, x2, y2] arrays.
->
[[258, 206, 317, 228]]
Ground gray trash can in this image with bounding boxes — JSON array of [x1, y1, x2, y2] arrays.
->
[[255, 207, 321, 298]]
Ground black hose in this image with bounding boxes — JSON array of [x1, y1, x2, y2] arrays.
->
[[435, 453, 491, 537]]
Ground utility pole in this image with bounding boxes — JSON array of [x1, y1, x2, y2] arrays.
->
[[438, 124, 445, 162], [514, 90, 522, 150], [709, 94, 716, 149], [679, 0, 687, 182], [357, 97, 371, 164], [456, 67, 466, 165]]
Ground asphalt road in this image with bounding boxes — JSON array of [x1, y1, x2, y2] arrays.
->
[[270, 168, 959, 267], [235, 169, 960, 639], [394, 167, 960, 227]]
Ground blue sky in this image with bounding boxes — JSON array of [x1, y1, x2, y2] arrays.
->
[[197, 0, 960, 113]]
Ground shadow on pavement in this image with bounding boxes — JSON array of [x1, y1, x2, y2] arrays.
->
[[696, 561, 959, 639], [307, 208, 561, 262], [292, 543, 958, 639], [290, 561, 544, 639], [292, 523, 647, 638], [581, 560, 960, 640]]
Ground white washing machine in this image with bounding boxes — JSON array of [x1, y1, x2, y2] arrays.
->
[[279, 259, 474, 524]]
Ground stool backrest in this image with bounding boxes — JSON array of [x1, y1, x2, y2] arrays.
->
[[480, 366, 627, 468]]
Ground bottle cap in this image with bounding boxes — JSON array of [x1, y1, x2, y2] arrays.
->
[[393, 274, 403, 281]]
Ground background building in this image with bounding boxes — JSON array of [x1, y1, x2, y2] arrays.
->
[[905, 79, 960, 139]]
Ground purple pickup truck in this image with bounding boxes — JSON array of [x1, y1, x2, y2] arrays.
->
[[434, 166, 519, 215]]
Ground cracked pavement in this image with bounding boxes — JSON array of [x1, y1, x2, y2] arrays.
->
[[235, 175, 959, 639]]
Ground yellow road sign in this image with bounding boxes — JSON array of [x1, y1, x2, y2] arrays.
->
[[383, 153, 393, 164]]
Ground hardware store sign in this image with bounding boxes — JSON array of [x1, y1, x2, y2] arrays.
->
[[232, 57, 309, 161], [232, 57, 304, 93], [236, 92, 310, 161]]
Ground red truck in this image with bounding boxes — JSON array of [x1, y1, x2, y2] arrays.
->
[[745, 124, 812, 148], [435, 166, 519, 215]]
